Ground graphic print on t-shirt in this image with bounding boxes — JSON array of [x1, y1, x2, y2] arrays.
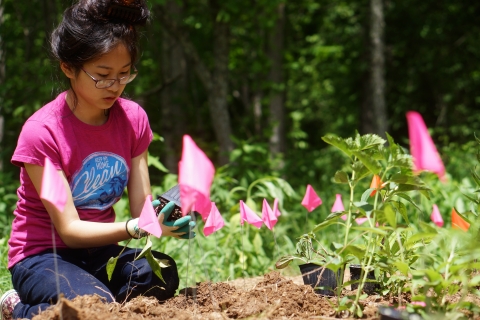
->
[[71, 152, 129, 210]]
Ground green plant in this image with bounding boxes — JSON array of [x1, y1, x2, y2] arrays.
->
[[0, 172, 19, 238], [373, 223, 433, 301], [106, 235, 171, 283], [0, 236, 13, 294], [152, 173, 298, 288], [277, 132, 434, 317], [410, 224, 480, 319], [402, 135, 480, 319], [275, 232, 340, 268]]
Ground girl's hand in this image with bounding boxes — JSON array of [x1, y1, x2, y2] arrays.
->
[[125, 217, 148, 239], [158, 201, 196, 239], [126, 201, 196, 239]]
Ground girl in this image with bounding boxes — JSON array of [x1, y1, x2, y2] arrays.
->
[[0, 0, 193, 319]]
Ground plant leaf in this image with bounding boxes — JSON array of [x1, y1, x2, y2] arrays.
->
[[324, 210, 347, 220], [356, 133, 386, 150], [361, 188, 375, 203], [342, 244, 365, 260], [392, 193, 422, 212], [312, 220, 344, 232], [394, 261, 410, 276], [322, 134, 353, 157], [135, 237, 153, 261], [106, 257, 118, 282], [145, 251, 166, 283], [351, 150, 382, 175], [390, 201, 409, 224], [353, 201, 374, 214], [352, 161, 371, 182], [148, 154, 169, 173], [396, 184, 431, 192], [351, 226, 388, 235], [404, 232, 437, 249], [275, 255, 295, 269], [384, 203, 397, 228], [334, 171, 349, 184]]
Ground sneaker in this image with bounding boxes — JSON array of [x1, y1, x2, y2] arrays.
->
[[0, 289, 20, 320]]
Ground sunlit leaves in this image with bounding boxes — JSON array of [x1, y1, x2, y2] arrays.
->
[[135, 237, 168, 283], [106, 257, 118, 282], [384, 204, 397, 228], [322, 134, 353, 157], [334, 171, 349, 184]]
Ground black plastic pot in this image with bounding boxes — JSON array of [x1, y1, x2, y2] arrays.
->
[[378, 306, 422, 320], [299, 263, 341, 296], [349, 264, 379, 294]]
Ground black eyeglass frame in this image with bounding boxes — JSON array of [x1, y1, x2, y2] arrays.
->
[[81, 67, 138, 89]]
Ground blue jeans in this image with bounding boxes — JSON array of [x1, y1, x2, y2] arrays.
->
[[10, 245, 179, 319]]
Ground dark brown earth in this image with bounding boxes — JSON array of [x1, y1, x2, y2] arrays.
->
[[31, 271, 480, 320]]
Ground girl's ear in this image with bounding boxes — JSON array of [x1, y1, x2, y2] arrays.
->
[[60, 62, 75, 79]]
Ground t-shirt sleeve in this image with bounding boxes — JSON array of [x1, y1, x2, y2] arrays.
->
[[11, 120, 62, 168], [132, 104, 153, 158]]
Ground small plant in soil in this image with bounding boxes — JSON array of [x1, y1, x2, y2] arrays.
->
[[406, 137, 480, 318], [106, 194, 183, 283], [410, 224, 480, 319], [106, 235, 171, 283], [277, 132, 437, 318]]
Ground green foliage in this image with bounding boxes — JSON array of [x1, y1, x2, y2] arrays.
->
[[0, 237, 12, 294], [2, 0, 480, 309], [277, 132, 434, 317], [0, 172, 18, 238], [410, 225, 480, 318], [275, 232, 339, 268], [153, 166, 298, 287]]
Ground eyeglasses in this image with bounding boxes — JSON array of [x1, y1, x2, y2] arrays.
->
[[81, 67, 138, 89]]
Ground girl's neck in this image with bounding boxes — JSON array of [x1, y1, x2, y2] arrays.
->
[[65, 91, 109, 126]]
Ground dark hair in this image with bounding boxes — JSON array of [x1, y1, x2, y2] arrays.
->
[[51, 0, 150, 72]]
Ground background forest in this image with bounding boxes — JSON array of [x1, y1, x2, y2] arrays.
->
[[1, 0, 480, 288]]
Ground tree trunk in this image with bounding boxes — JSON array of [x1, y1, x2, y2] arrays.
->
[[159, 0, 187, 173], [208, 19, 233, 165], [155, 5, 234, 165], [369, 0, 387, 137], [253, 92, 262, 136], [268, 3, 286, 157], [0, 0, 5, 170]]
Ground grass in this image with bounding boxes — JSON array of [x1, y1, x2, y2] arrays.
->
[[0, 236, 13, 294]]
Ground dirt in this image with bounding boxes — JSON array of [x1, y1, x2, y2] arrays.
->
[[31, 270, 474, 320], [155, 197, 183, 221]]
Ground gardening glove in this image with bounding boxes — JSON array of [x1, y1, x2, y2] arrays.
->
[[157, 201, 196, 239], [125, 218, 148, 239]]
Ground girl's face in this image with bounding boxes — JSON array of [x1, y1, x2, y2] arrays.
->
[[61, 44, 133, 124]]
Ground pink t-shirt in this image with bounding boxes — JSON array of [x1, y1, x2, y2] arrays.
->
[[8, 91, 153, 268]]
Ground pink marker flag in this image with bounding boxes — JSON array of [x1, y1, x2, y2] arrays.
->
[[355, 217, 368, 225], [178, 135, 215, 218], [273, 198, 281, 218], [430, 204, 444, 227], [138, 195, 162, 237], [406, 111, 446, 181], [240, 200, 263, 229], [330, 194, 347, 220], [192, 194, 213, 221], [203, 202, 225, 236], [40, 157, 67, 213], [262, 199, 278, 230], [301, 184, 322, 212]]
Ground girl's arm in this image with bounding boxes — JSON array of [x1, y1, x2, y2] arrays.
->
[[127, 149, 152, 218], [25, 163, 131, 248]]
